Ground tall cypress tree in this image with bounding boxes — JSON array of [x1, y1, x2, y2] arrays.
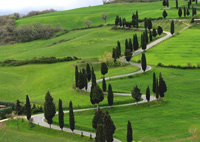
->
[[146, 86, 150, 103], [44, 91, 56, 128], [125, 39, 129, 50], [58, 99, 64, 130], [184, 6, 186, 17], [152, 29, 157, 37], [144, 18, 148, 29], [127, 121, 133, 142], [187, 8, 190, 16], [178, 8, 182, 17], [75, 65, 79, 88], [145, 29, 148, 43], [170, 20, 175, 35], [153, 72, 156, 93], [167, 0, 169, 7], [133, 34, 139, 50], [117, 41, 121, 57], [163, 10, 168, 18], [107, 84, 114, 107], [125, 49, 132, 62], [176, 0, 178, 9], [96, 124, 105, 142], [157, 26, 163, 36], [147, 18, 152, 30], [92, 109, 104, 129], [86, 63, 91, 81], [196, 0, 197, 4], [141, 53, 147, 72], [101, 62, 108, 76], [78, 71, 85, 89], [103, 111, 116, 142], [136, 10, 139, 20], [149, 30, 153, 42], [129, 38, 133, 51], [156, 79, 159, 100], [25, 95, 31, 120], [92, 85, 104, 109], [69, 101, 75, 132], [102, 77, 107, 92], [159, 73, 167, 98], [92, 67, 97, 87]]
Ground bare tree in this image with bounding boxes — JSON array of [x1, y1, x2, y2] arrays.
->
[[101, 13, 108, 23], [85, 20, 92, 28]]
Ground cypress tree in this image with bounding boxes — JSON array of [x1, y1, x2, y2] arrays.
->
[[166, 0, 169, 7], [92, 109, 104, 129], [107, 84, 114, 107], [112, 48, 117, 62], [153, 72, 156, 93], [184, 6, 186, 17], [176, 0, 178, 9], [157, 26, 163, 36], [170, 20, 175, 35], [146, 86, 150, 103], [188, 2, 190, 9], [101, 62, 108, 76], [144, 18, 148, 29], [44, 91, 56, 128], [85, 73, 88, 90], [25, 95, 31, 120], [141, 34, 146, 50], [131, 85, 142, 105], [152, 29, 157, 37], [15, 100, 23, 115], [125, 39, 129, 50], [156, 79, 159, 100], [69, 101, 75, 132], [78, 71, 85, 89], [58, 99, 64, 130], [96, 124, 105, 142], [115, 15, 120, 25], [136, 10, 139, 20], [159, 73, 167, 98], [127, 121, 133, 142], [135, 20, 139, 29], [187, 8, 190, 16], [141, 53, 147, 72], [103, 111, 116, 142], [75, 65, 79, 88], [163, 0, 167, 6], [129, 39, 133, 51], [147, 18, 152, 30], [119, 17, 122, 27], [86, 63, 91, 81], [178, 8, 182, 17], [124, 49, 132, 62], [92, 67, 96, 87], [133, 34, 139, 50], [117, 41, 121, 57], [149, 30, 152, 42], [163, 10, 168, 18], [102, 77, 107, 92], [145, 29, 148, 43], [92, 85, 104, 109]]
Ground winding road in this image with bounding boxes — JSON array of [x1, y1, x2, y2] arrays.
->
[[0, 30, 172, 141]]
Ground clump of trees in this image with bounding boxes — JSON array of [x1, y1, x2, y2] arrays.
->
[[22, 9, 57, 18]]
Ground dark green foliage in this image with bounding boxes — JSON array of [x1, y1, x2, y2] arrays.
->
[[124, 49, 132, 62], [112, 48, 117, 62], [75, 65, 79, 88], [92, 67, 97, 87], [191, 18, 194, 23], [176, 0, 178, 9], [184, 6, 186, 17], [25, 95, 31, 120], [163, 10, 168, 18], [85, 73, 88, 90], [178, 8, 182, 17], [86, 63, 91, 81], [163, 0, 167, 6], [91, 85, 104, 107], [96, 124, 105, 142], [144, 18, 148, 29], [103, 111, 116, 142], [127, 121, 133, 142], [119, 18, 122, 27], [146, 86, 150, 102], [157, 26, 163, 36], [102, 77, 107, 92], [108, 84, 114, 107], [125, 39, 129, 50], [156, 79, 159, 100], [187, 8, 190, 16], [147, 19, 152, 30], [101, 62, 108, 76], [133, 34, 139, 50], [58, 99, 64, 130], [129, 39, 133, 51], [122, 18, 126, 27], [144, 29, 148, 43], [115, 15, 120, 25], [0, 101, 15, 110], [69, 101, 75, 132], [171, 20, 175, 35], [159, 73, 167, 98], [188, 2, 190, 9], [152, 29, 157, 37], [92, 109, 104, 129], [0, 107, 12, 119], [15, 100, 23, 115], [117, 41, 121, 57], [44, 91, 56, 128], [196, 0, 198, 4], [141, 34, 146, 50], [192, 7, 197, 16], [149, 30, 152, 42], [136, 10, 138, 20], [153, 72, 156, 93], [167, 0, 169, 7], [131, 85, 142, 103], [141, 53, 147, 72], [78, 71, 85, 89]]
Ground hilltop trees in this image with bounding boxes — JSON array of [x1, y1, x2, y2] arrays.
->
[[58, 99, 64, 130], [127, 121, 133, 142], [171, 20, 175, 35], [108, 84, 114, 107], [101, 62, 108, 76], [163, 10, 168, 18], [141, 53, 147, 72], [44, 91, 56, 128], [69, 101, 75, 132], [25, 95, 31, 120], [131, 86, 142, 105]]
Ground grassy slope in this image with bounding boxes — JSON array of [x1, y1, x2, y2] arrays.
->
[[15, 0, 189, 30], [0, 120, 91, 142], [0, 26, 143, 61], [0, 61, 139, 108], [132, 27, 200, 66], [56, 67, 200, 141]]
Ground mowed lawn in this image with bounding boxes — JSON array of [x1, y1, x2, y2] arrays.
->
[[0, 26, 143, 61], [0, 120, 92, 142], [16, 0, 191, 30], [0, 61, 139, 109], [53, 67, 200, 141], [132, 27, 200, 66]]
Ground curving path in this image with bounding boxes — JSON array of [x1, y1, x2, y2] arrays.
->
[[31, 30, 172, 142]]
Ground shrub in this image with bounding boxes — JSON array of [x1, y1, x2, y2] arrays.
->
[[0, 101, 15, 110], [0, 107, 12, 119]]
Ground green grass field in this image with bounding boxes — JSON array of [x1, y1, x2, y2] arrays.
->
[[15, 0, 193, 30], [53, 66, 200, 141], [132, 27, 200, 67], [0, 120, 91, 142]]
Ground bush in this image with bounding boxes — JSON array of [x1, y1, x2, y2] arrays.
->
[[0, 107, 12, 119], [0, 101, 15, 110]]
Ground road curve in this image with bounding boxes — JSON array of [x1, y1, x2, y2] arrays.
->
[[31, 30, 172, 142]]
